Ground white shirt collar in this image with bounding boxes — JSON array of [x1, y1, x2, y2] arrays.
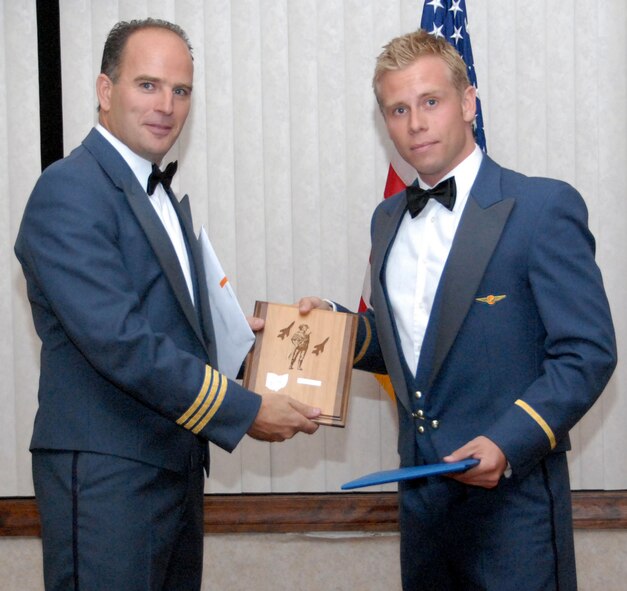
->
[[96, 124, 153, 192]]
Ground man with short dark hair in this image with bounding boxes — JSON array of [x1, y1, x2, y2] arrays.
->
[[16, 18, 320, 590]]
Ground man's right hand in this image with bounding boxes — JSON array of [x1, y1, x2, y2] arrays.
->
[[247, 393, 321, 442], [297, 296, 331, 314]]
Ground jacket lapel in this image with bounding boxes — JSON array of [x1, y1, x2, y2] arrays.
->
[[371, 198, 406, 283], [169, 194, 217, 363], [371, 195, 414, 413], [82, 129, 210, 356], [422, 156, 514, 391]]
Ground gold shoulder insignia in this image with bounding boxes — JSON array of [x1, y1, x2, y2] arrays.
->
[[476, 294, 507, 306]]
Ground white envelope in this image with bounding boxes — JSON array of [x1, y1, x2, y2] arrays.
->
[[199, 227, 255, 379]]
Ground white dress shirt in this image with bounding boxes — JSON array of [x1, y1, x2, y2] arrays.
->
[[96, 125, 195, 304], [386, 145, 483, 375]]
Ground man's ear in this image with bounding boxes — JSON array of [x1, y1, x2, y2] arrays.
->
[[96, 73, 113, 112], [461, 84, 477, 124]]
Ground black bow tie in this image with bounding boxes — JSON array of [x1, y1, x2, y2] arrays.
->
[[406, 177, 456, 218], [147, 161, 178, 195]]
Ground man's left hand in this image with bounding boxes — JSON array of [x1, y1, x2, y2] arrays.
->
[[247, 316, 264, 332], [443, 436, 507, 489]]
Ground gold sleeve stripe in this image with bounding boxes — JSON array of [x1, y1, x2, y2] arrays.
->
[[176, 365, 212, 426], [515, 399, 557, 449], [183, 369, 221, 431], [353, 315, 372, 365], [192, 376, 228, 435]]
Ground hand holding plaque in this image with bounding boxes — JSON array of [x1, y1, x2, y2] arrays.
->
[[243, 301, 358, 427]]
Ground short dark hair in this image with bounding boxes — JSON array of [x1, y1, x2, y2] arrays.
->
[[100, 18, 193, 83]]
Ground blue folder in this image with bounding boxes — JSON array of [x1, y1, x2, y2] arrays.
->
[[341, 458, 480, 490]]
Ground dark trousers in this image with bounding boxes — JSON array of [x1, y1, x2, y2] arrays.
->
[[33, 450, 205, 591], [399, 452, 577, 590]]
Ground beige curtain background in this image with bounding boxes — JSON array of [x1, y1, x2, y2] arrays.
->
[[2, 0, 625, 496]]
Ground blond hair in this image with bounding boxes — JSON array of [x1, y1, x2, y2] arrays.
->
[[373, 29, 470, 106]]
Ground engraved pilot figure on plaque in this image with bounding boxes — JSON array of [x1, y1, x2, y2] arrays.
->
[[289, 324, 311, 370]]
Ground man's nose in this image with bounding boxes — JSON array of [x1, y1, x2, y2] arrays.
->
[[409, 109, 427, 133], [156, 90, 174, 114]]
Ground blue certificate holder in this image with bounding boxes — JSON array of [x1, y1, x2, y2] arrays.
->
[[341, 458, 480, 490]]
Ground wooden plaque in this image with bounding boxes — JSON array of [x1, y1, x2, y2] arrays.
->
[[242, 301, 358, 427]]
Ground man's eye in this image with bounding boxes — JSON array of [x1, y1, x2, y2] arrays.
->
[[425, 98, 438, 107], [140, 82, 154, 90], [394, 106, 407, 115], [174, 88, 189, 96]]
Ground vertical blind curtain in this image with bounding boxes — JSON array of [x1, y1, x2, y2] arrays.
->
[[2, 0, 42, 496], [3, 0, 626, 495]]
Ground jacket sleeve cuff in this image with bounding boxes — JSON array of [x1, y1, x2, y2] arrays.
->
[[176, 365, 262, 452]]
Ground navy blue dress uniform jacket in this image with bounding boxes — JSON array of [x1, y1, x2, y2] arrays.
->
[[15, 129, 261, 473], [351, 154, 616, 478]]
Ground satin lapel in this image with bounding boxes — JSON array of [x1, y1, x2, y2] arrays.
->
[[425, 195, 514, 392], [371, 196, 413, 413], [371, 200, 406, 278], [169, 194, 217, 362], [125, 185, 208, 353]]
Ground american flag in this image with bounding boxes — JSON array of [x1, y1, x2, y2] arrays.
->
[[421, 0, 487, 151]]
